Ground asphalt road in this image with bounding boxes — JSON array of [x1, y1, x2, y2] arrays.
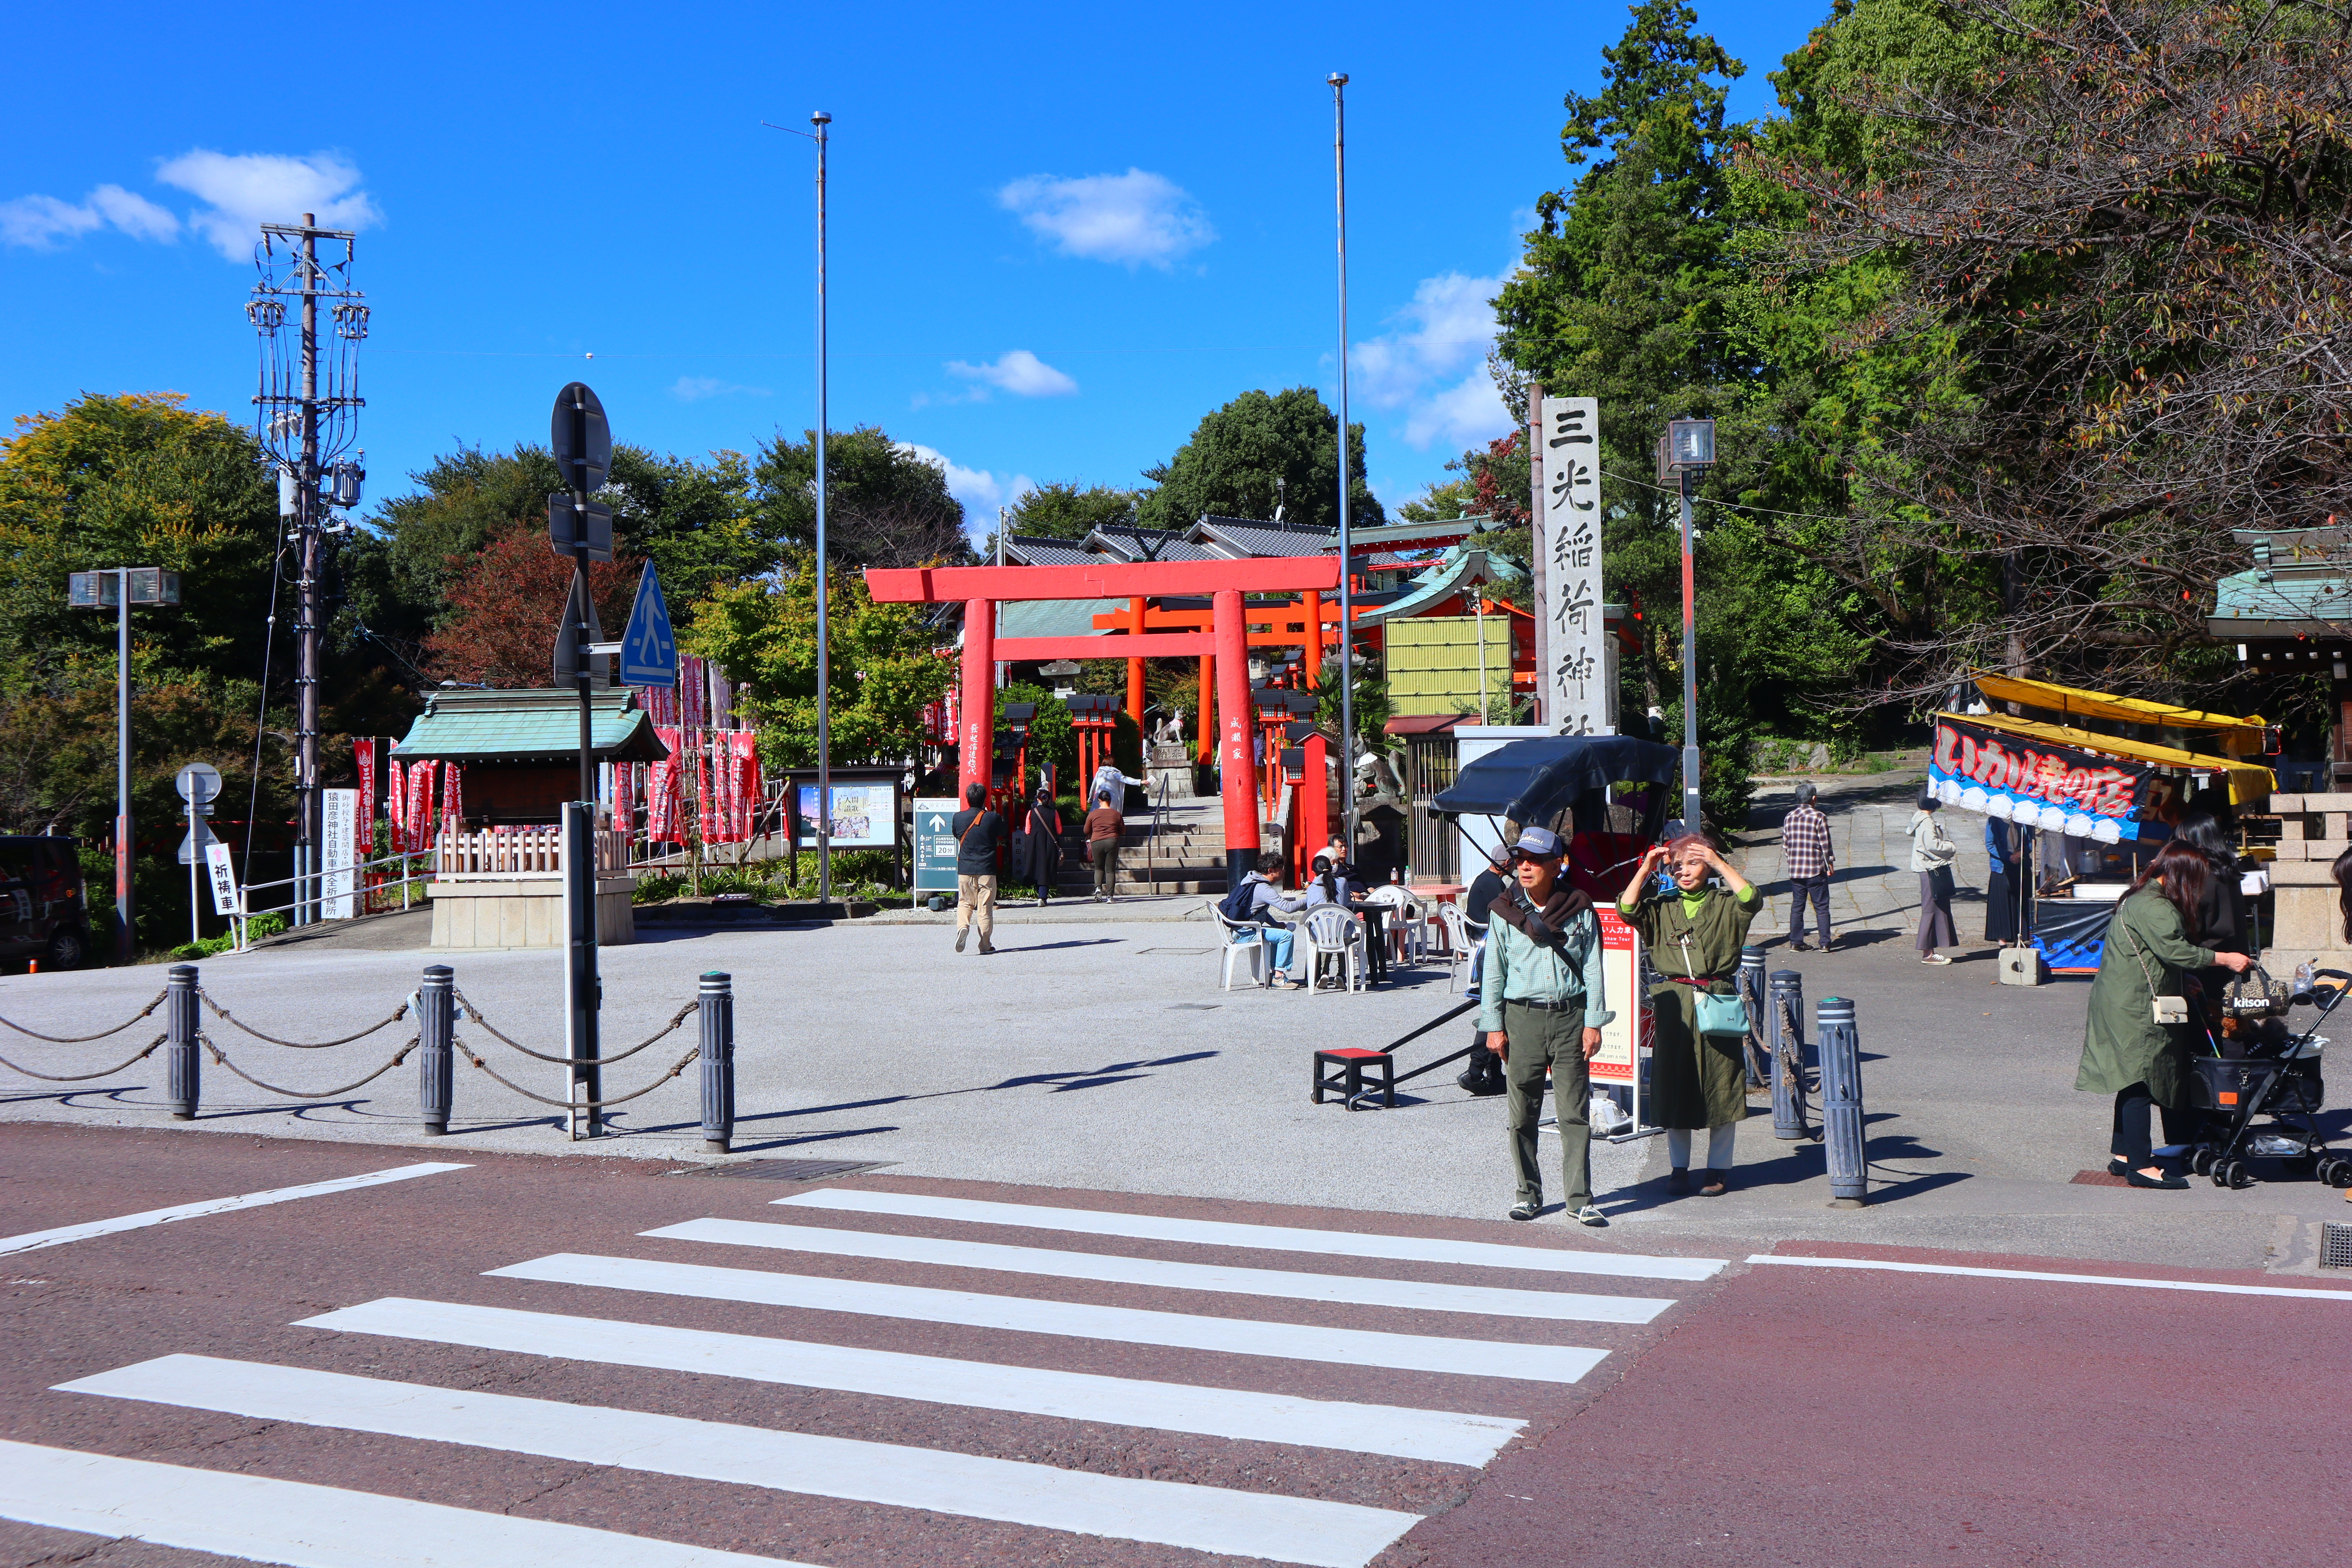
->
[[4, 1127, 2349, 1568]]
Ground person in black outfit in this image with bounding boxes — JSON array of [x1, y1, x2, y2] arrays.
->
[[951, 782, 1006, 955], [1018, 786, 1063, 905], [1457, 848, 1513, 1095]]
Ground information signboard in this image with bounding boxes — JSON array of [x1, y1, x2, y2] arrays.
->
[[1590, 907, 1654, 1131], [795, 781, 897, 850], [203, 841, 242, 917], [321, 788, 357, 920], [912, 796, 960, 895]]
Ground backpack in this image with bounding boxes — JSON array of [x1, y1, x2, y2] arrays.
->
[[1219, 875, 1262, 924]]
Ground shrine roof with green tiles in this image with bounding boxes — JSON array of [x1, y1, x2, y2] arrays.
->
[[391, 688, 671, 764], [2207, 525, 2352, 641]]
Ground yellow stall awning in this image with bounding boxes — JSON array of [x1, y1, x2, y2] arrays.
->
[[1971, 672, 2268, 757]]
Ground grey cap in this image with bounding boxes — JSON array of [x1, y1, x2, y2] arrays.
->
[[1512, 826, 1564, 858]]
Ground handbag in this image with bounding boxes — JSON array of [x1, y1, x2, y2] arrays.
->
[[1677, 929, 1750, 1036], [2121, 923, 2190, 1025], [2220, 962, 2290, 1020]]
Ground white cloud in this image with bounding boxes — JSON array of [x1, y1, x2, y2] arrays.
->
[[0, 183, 178, 250], [998, 169, 1214, 269], [670, 376, 771, 402], [1348, 269, 1514, 451], [897, 441, 1036, 527], [156, 151, 381, 259], [945, 349, 1078, 399]]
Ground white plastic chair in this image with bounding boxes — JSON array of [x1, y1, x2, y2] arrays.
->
[[1210, 904, 1269, 990], [1302, 905, 1367, 994], [1432, 902, 1477, 993]]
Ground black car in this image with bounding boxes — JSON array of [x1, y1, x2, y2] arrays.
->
[[0, 837, 92, 969]]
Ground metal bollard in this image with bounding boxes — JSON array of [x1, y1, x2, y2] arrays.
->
[[418, 964, 454, 1136], [1767, 968, 1811, 1141], [699, 971, 735, 1154], [1817, 996, 1866, 1207], [165, 963, 200, 1121], [1738, 945, 1768, 1087]]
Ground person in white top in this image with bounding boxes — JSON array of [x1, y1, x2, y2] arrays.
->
[[1908, 789, 1960, 964]]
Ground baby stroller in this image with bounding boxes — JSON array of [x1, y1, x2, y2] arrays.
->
[[2184, 965, 2352, 1191]]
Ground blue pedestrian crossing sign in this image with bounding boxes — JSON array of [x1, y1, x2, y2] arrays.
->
[[619, 562, 678, 688]]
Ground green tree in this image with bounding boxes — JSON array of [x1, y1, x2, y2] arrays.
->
[[1004, 482, 1138, 541], [0, 393, 278, 700], [1137, 388, 1386, 532], [684, 550, 953, 768], [752, 426, 967, 569]]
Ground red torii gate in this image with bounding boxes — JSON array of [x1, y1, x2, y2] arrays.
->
[[865, 555, 1344, 886]]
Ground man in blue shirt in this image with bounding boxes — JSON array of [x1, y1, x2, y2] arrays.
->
[[951, 782, 1005, 955], [1479, 826, 1613, 1226]]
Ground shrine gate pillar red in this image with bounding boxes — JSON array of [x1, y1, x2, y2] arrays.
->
[[1197, 653, 1215, 765], [1302, 589, 1323, 688], [1214, 589, 1256, 886], [1127, 595, 1148, 733], [959, 596, 994, 804]]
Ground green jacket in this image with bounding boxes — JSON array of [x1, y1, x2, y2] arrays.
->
[[2075, 888, 2214, 1105]]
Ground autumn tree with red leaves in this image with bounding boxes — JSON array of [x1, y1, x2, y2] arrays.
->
[[423, 528, 640, 689]]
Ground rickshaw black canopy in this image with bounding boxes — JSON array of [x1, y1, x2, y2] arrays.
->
[[1432, 735, 1680, 825]]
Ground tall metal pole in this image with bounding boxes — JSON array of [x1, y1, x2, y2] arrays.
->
[[564, 385, 601, 1135], [114, 569, 132, 962], [1329, 73, 1356, 855], [295, 215, 322, 927], [1679, 472, 1701, 828], [813, 110, 833, 908]]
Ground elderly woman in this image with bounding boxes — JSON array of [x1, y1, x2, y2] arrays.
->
[[1909, 789, 1960, 964], [1618, 833, 1760, 1196], [2077, 840, 2252, 1188]]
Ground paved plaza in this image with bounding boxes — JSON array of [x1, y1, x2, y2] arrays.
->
[[0, 767, 2343, 1278]]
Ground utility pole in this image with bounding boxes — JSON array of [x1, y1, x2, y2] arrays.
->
[[813, 111, 834, 910], [249, 215, 367, 927], [1329, 72, 1356, 855]]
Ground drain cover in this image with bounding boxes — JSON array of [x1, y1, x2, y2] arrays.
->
[[2323, 1222, 2352, 1270], [681, 1158, 891, 1181]]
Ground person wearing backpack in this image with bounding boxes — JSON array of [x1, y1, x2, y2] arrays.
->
[[951, 782, 1006, 955], [1481, 826, 1613, 1226], [1223, 851, 1305, 989]]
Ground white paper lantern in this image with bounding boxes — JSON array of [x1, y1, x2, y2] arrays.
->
[[2013, 800, 2047, 828], [2063, 811, 2097, 839], [1962, 786, 1992, 813], [1937, 777, 1966, 806], [2091, 817, 2123, 845]]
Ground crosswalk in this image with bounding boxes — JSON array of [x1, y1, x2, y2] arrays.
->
[[11, 1183, 1729, 1568]]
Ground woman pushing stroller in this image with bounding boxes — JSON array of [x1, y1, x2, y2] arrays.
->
[[2076, 840, 2254, 1188]]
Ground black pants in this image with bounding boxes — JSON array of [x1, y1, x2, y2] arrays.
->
[[1787, 877, 1831, 946], [2111, 1083, 2203, 1165]]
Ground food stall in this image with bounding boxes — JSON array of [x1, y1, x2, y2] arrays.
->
[[1930, 674, 2275, 973]]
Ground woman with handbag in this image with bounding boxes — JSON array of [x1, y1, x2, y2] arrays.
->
[[2076, 840, 2254, 1188], [1618, 834, 1760, 1196], [1018, 786, 1063, 906], [1909, 790, 1960, 964]]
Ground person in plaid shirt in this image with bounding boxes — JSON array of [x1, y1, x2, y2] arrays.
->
[[1781, 782, 1835, 951]]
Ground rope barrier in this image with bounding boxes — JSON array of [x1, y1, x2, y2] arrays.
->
[[196, 1033, 419, 1100], [452, 1037, 701, 1110], [198, 991, 409, 1049], [452, 991, 697, 1067], [0, 1032, 169, 1082], [0, 991, 167, 1044]]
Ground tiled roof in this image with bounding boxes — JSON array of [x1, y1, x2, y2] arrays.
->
[[1082, 526, 1214, 562], [1001, 535, 1100, 566], [1192, 517, 1342, 559], [394, 688, 670, 763]]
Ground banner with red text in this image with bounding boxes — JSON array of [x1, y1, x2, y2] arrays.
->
[[1929, 716, 2154, 842]]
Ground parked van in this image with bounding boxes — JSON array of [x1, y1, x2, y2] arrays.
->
[[0, 837, 92, 969]]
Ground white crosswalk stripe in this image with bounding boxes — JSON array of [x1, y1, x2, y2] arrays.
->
[[15, 1186, 1713, 1568], [0, 1437, 817, 1568], [59, 1355, 1421, 1568], [489, 1250, 1611, 1382], [774, 1187, 1728, 1280], [644, 1216, 1676, 1323], [298, 1296, 1526, 1466]]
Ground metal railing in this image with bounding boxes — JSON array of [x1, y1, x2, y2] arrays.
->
[[233, 848, 435, 948]]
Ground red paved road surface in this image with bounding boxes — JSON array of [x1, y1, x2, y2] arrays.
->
[[3, 1123, 2348, 1568]]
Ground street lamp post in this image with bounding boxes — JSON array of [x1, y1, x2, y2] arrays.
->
[[1662, 418, 1716, 829], [68, 568, 181, 962], [1329, 71, 1356, 856]]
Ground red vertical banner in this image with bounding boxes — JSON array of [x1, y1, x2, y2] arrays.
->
[[695, 741, 716, 844], [387, 755, 407, 846], [405, 761, 438, 853], [649, 728, 681, 843], [354, 739, 377, 860], [732, 731, 759, 840], [442, 763, 462, 836]]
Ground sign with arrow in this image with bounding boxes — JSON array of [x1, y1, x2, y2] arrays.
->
[[913, 797, 960, 895], [618, 562, 677, 688]]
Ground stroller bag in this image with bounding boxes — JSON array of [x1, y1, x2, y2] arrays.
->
[[2190, 1055, 2324, 1117]]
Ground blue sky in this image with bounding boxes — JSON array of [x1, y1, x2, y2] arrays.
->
[[2, 0, 1827, 540]]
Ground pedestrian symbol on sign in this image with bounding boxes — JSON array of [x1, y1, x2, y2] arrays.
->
[[619, 562, 677, 688]]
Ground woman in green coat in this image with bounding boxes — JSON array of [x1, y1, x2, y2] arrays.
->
[[1619, 835, 1760, 1196], [2077, 840, 2252, 1189]]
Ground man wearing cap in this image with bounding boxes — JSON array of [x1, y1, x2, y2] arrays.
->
[[1479, 826, 1614, 1226]]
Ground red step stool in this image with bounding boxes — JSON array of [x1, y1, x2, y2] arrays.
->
[[1312, 1047, 1395, 1110]]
